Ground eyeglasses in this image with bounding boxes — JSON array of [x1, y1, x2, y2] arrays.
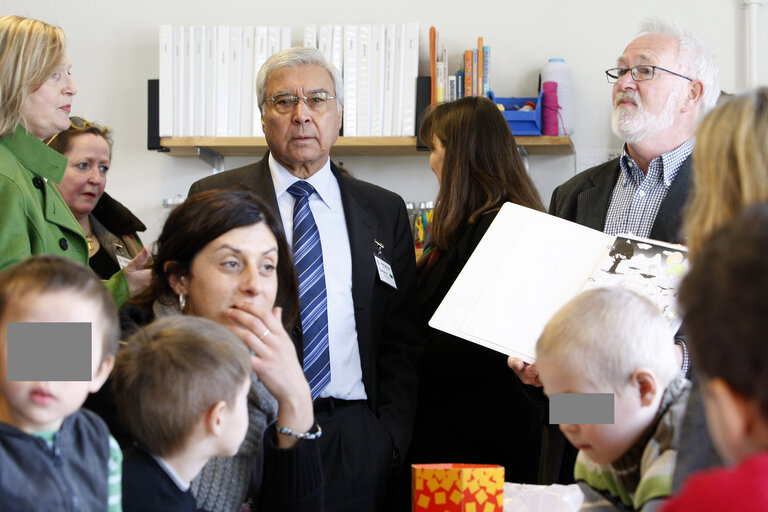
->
[[605, 65, 692, 84], [45, 117, 109, 146], [69, 116, 108, 132], [264, 92, 336, 114]]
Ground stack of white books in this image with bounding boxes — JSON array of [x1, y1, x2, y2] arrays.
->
[[158, 25, 291, 138], [158, 23, 420, 139]]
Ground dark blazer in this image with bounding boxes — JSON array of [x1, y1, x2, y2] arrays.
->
[[549, 155, 693, 244], [408, 209, 542, 484], [188, 154, 422, 461]]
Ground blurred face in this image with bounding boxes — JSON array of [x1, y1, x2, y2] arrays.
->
[[611, 34, 687, 144], [54, 133, 110, 222], [429, 135, 445, 183], [19, 54, 77, 140], [173, 223, 279, 325], [218, 376, 251, 456], [261, 64, 342, 177], [0, 290, 112, 433], [537, 355, 649, 465]]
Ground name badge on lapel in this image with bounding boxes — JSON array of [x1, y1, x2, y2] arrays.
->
[[373, 238, 397, 289]]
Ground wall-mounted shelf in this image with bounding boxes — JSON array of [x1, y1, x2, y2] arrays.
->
[[156, 135, 574, 158]]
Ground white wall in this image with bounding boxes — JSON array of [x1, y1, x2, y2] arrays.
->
[[6, 0, 766, 244]]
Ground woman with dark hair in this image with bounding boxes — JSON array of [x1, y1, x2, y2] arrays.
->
[[406, 96, 546, 487], [121, 189, 320, 512]]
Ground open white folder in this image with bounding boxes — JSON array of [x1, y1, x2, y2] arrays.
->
[[429, 202, 688, 363]]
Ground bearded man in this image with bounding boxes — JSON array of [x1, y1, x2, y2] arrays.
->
[[526, 18, 719, 486], [549, 18, 718, 245]]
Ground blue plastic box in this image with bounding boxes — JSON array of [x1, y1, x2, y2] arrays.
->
[[488, 90, 543, 136]]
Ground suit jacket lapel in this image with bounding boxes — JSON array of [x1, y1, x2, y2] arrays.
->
[[241, 153, 281, 215], [576, 160, 620, 231], [650, 155, 692, 244]]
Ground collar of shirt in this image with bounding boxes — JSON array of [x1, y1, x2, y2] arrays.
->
[[268, 153, 333, 210], [618, 137, 695, 189], [151, 453, 191, 491]]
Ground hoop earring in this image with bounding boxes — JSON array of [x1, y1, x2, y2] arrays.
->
[[179, 293, 186, 313]]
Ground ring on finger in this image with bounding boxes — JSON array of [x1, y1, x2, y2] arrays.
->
[[260, 328, 270, 339]]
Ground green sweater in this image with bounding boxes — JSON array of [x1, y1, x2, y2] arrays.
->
[[0, 124, 129, 306]]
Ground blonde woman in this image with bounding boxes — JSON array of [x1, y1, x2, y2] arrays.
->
[[0, 15, 148, 305], [684, 86, 768, 258]]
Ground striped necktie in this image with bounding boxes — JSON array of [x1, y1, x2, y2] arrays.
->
[[287, 180, 331, 399]]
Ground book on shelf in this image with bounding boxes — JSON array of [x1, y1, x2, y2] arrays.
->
[[400, 22, 419, 136], [184, 26, 195, 137], [318, 25, 332, 61], [158, 25, 173, 137], [193, 26, 206, 137], [173, 26, 185, 137], [429, 202, 689, 363], [205, 26, 216, 137], [331, 25, 343, 79], [239, 26, 255, 138], [464, 50, 473, 98], [214, 25, 229, 137], [382, 23, 397, 137], [477, 37, 483, 98], [369, 24, 386, 137], [357, 25, 371, 137], [482, 45, 490, 96], [252, 26, 268, 137], [303, 25, 317, 48], [227, 25, 242, 137], [342, 25, 358, 137]]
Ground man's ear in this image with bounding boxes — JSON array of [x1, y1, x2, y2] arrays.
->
[[205, 400, 227, 437], [681, 80, 704, 113], [165, 261, 187, 297], [631, 368, 659, 407], [704, 377, 756, 460], [90, 354, 114, 393]]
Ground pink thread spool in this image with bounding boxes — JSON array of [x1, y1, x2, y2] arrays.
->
[[542, 81, 559, 136]]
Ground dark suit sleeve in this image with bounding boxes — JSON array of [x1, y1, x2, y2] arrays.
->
[[374, 199, 425, 467]]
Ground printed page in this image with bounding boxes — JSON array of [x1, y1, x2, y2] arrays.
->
[[430, 202, 612, 362]]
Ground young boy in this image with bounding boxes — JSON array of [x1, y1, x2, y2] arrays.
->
[[112, 315, 251, 512], [0, 255, 122, 512], [536, 287, 689, 511], [663, 204, 768, 510]]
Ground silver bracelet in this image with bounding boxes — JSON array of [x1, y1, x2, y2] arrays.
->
[[275, 423, 323, 440]]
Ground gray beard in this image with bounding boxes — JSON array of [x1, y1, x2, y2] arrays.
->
[[611, 92, 679, 144]]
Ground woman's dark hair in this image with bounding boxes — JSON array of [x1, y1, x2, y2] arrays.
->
[[419, 96, 545, 251], [136, 189, 298, 326]]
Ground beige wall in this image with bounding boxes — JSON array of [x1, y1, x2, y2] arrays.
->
[[6, 0, 765, 243]]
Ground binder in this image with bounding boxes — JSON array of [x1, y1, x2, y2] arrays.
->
[[382, 24, 396, 136], [158, 25, 173, 137], [205, 26, 217, 137], [401, 22, 419, 136], [227, 26, 242, 137], [215, 25, 229, 137], [173, 26, 185, 137], [392, 23, 406, 137], [280, 27, 291, 50], [357, 25, 371, 137], [342, 25, 358, 137], [304, 25, 317, 48], [194, 26, 206, 137], [369, 24, 386, 137], [252, 26, 268, 137], [331, 25, 343, 76], [318, 25, 332, 62], [184, 26, 194, 137], [240, 26, 255, 137]]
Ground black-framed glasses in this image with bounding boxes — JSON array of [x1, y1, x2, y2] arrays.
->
[[605, 65, 692, 84], [264, 91, 336, 114]]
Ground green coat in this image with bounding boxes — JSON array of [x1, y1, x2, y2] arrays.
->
[[0, 124, 129, 307]]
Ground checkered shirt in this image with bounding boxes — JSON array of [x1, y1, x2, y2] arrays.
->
[[603, 138, 694, 238]]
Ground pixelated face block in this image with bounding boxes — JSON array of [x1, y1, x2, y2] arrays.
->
[[412, 463, 505, 512]]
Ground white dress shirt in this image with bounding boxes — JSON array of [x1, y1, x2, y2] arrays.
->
[[269, 154, 367, 400]]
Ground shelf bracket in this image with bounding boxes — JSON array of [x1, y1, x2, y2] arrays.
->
[[197, 147, 224, 174]]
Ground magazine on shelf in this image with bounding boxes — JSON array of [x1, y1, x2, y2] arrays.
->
[[429, 202, 689, 363]]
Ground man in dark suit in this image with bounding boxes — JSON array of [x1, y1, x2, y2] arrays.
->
[[188, 47, 422, 512], [512, 19, 720, 485]]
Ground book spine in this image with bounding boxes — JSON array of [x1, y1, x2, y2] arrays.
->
[[280, 27, 291, 50], [357, 25, 370, 137], [472, 48, 478, 96], [174, 26, 185, 136], [303, 25, 317, 48], [464, 50, 473, 97], [483, 45, 490, 96], [456, 70, 464, 99], [343, 25, 358, 137], [382, 24, 396, 137], [240, 26, 255, 137], [447, 75, 456, 102], [158, 25, 173, 137], [205, 26, 217, 137], [194, 26, 206, 137], [477, 37, 483, 97], [318, 25, 332, 62], [227, 26, 242, 137], [252, 26, 268, 136], [401, 22, 419, 136], [215, 26, 229, 137], [435, 61, 445, 103]]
